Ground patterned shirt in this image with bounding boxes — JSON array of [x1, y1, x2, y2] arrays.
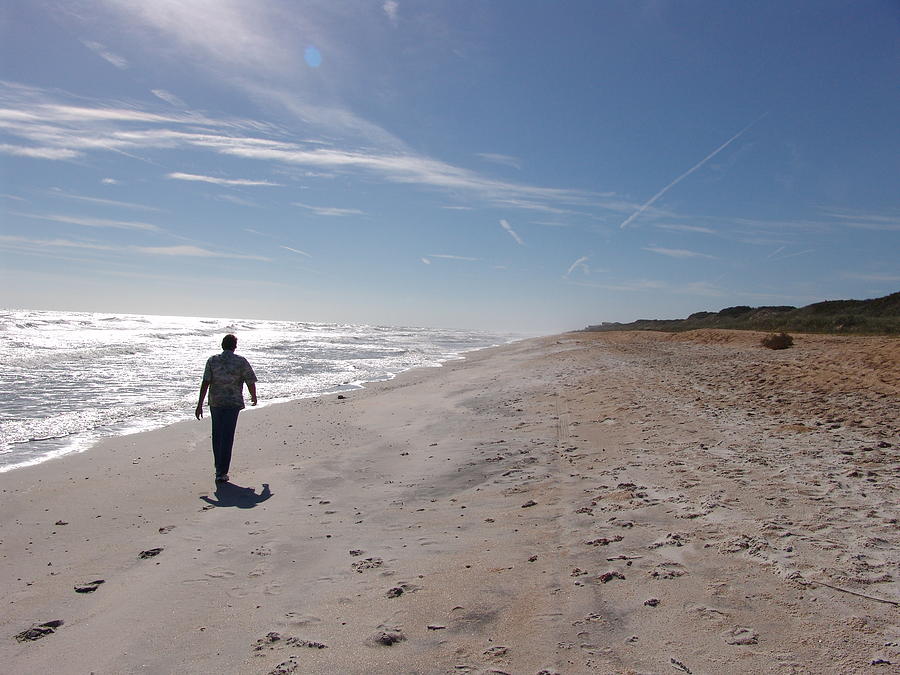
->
[[202, 350, 257, 409]]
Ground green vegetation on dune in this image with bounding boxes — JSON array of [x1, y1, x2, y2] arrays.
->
[[583, 292, 900, 335]]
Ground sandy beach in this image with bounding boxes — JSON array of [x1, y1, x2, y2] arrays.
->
[[2, 330, 898, 674]]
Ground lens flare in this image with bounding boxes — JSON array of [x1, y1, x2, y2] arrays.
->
[[304, 46, 322, 68]]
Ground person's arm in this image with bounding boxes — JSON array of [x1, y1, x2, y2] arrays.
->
[[244, 359, 258, 407], [196, 381, 210, 419]]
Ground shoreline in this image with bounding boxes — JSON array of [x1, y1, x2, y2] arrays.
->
[[2, 331, 897, 673], [1, 337, 518, 475]]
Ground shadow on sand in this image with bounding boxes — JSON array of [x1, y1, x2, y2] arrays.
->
[[200, 482, 273, 508]]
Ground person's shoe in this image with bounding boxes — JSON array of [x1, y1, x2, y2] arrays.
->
[[215, 474, 229, 483]]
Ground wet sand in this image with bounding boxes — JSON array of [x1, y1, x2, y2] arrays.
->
[[1, 331, 898, 674]]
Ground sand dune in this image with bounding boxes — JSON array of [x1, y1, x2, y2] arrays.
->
[[2, 331, 897, 674]]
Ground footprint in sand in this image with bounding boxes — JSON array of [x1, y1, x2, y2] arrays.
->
[[15, 620, 64, 642], [483, 645, 510, 661], [138, 547, 163, 559], [283, 613, 322, 627], [723, 625, 759, 645], [74, 579, 105, 593], [688, 604, 729, 622]]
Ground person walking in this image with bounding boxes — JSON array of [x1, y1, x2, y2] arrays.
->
[[195, 334, 258, 483]]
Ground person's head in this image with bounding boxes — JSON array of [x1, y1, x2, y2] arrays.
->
[[222, 334, 237, 351]]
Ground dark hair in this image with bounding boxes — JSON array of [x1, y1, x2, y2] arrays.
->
[[222, 334, 237, 350]]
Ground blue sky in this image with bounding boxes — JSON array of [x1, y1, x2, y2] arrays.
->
[[1, 1, 898, 332]]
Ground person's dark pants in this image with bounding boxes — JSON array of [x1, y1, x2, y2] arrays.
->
[[210, 406, 241, 477]]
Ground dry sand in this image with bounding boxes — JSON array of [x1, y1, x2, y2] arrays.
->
[[2, 330, 898, 674]]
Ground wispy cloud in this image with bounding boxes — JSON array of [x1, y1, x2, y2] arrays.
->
[[676, 281, 725, 297], [227, 145, 589, 209], [280, 245, 311, 258], [0, 234, 116, 252], [92, 1, 295, 76], [420, 257, 431, 264], [477, 152, 522, 170], [766, 247, 815, 261], [14, 212, 161, 232], [217, 194, 259, 207], [383, 1, 399, 25], [136, 245, 268, 260], [81, 40, 129, 69], [489, 198, 579, 216], [150, 89, 185, 107], [292, 201, 365, 217], [0, 83, 614, 215], [820, 208, 900, 232], [567, 277, 724, 296], [0, 144, 80, 160], [101, 178, 120, 185], [167, 172, 282, 187], [0, 235, 268, 260], [655, 223, 717, 235], [619, 115, 765, 229], [46, 189, 161, 212], [40, 4, 650, 221], [842, 272, 900, 282], [567, 278, 668, 292], [499, 219, 525, 245], [643, 246, 716, 259], [427, 254, 479, 261]]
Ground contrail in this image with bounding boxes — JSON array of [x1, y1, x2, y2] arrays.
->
[[564, 255, 589, 277], [619, 114, 766, 229], [499, 219, 525, 245]]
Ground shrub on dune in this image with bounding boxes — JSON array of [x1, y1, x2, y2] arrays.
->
[[761, 332, 794, 350]]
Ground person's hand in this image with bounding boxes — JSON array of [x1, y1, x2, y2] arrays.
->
[[195, 404, 204, 419], [250, 397, 258, 407]]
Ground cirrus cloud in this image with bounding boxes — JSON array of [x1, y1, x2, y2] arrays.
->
[[167, 171, 282, 187]]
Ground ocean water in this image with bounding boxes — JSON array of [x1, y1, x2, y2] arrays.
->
[[1, 309, 519, 473]]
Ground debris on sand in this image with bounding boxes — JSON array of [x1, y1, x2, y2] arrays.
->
[[371, 628, 406, 646], [351, 557, 383, 572], [599, 571, 625, 583], [585, 536, 623, 546], [253, 632, 327, 651], [267, 658, 298, 675]]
